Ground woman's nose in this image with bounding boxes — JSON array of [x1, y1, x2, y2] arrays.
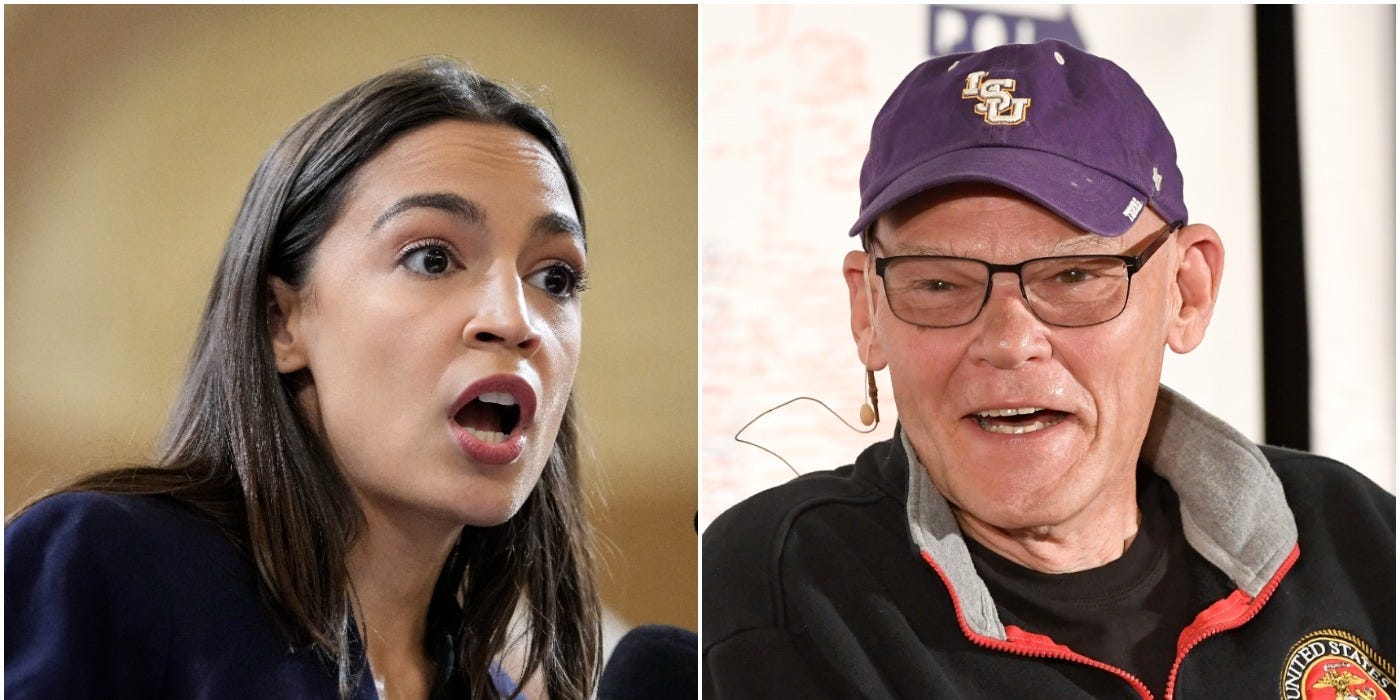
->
[[461, 269, 543, 355]]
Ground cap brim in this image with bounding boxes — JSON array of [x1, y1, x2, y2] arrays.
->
[[849, 147, 1149, 238]]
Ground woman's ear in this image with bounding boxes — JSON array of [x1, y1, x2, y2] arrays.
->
[[268, 277, 309, 373], [1166, 223, 1225, 354], [843, 250, 888, 371]]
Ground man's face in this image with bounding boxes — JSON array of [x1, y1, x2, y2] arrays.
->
[[850, 184, 1198, 533]]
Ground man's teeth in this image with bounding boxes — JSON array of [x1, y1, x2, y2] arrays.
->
[[978, 419, 1054, 435], [478, 392, 517, 407], [974, 407, 1066, 435], [464, 427, 509, 444], [976, 407, 1042, 418]]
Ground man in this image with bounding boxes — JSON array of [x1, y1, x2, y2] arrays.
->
[[703, 40, 1394, 699]]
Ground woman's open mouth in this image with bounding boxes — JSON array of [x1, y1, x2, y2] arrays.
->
[[454, 391, 521, 444], [450, 376, 538, 464], [971, 407, 1070, 435]]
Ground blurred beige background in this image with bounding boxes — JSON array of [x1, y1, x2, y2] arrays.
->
[[5, 5, 697, 634]]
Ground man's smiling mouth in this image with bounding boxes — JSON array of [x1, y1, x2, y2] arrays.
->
[[973, 407, 1070, 435]]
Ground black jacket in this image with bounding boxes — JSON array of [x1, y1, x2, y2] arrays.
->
[[703, 388, 1395, 699], [5, 491, 520, 699]]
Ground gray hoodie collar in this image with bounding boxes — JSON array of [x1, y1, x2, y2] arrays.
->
[[904, 385, 1298, 641]]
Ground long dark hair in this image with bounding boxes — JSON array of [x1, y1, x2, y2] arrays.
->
[[36, 58, 601, 699]]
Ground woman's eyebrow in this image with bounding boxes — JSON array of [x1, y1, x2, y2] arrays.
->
[[532, 211, 585, 247], [370, 192, 482, 234], [370, 191, 584, 249]]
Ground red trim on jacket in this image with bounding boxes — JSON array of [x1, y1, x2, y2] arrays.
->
[[919, 543, 1301, 699], [1163, 543, 1300, 699]]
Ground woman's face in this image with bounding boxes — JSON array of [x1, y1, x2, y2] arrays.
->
[[270, 120, 585, 529]]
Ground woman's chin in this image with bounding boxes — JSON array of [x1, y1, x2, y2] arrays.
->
[[425, 486, 532, 529]]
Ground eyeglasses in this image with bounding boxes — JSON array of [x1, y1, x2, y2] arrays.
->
[[872, 223, 1179, 328]]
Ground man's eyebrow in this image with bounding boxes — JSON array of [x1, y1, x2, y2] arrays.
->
[[891, 244, 950, 256], [370, 192, 482, 234], [880, 233, 1115, 258], [532, 211, 586, 248], [1052, 234, 1117, 254]]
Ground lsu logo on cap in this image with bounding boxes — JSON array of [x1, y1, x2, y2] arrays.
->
[[961, 71, 1030, 125], [1280, 629, 1395, 700]]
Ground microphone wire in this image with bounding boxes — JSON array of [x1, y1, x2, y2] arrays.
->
[[733, 396, 880, 477]]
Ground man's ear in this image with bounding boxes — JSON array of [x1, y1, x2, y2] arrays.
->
[[843, 250, 888, 371], [1166, 223, 1225, 353], [268, 277, 309, 373]]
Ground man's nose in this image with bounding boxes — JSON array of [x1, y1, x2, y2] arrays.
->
[[968, 273, 1052, 369]]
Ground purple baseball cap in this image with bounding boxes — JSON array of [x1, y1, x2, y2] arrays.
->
[[851, 39, 1186, 238]]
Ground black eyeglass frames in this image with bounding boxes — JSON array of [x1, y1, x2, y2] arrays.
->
[[871, 222, 1180, 329]]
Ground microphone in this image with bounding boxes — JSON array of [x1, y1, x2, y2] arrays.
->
[[733, 294, 884, 474], [859, 274, 880, 427], [859, 369, 879, 426], [598, 624, 697, 700]]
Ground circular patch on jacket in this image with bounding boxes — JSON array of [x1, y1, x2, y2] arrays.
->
[[1280, 629, 1394, 699]]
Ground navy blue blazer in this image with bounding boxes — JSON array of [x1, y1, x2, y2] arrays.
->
[[5, 491, 516, 698]]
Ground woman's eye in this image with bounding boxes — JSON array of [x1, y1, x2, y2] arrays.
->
[[525, 264, 585, 299], [400, 244, 456, 276]]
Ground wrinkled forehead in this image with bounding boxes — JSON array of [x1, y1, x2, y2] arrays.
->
[[867, 183, 1130, 258]]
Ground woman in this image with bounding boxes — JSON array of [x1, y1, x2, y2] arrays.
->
[[6, 59, 600, 699]]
